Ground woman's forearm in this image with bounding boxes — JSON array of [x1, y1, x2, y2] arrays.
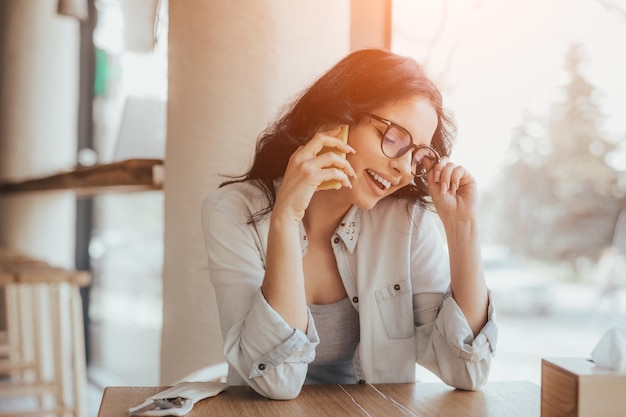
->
[[445, 219, 489, 335], [261, 214, 309, 332]]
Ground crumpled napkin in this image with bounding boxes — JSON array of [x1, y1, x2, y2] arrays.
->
[[591, 326, 626, 373], [127, 381, 228, 416]]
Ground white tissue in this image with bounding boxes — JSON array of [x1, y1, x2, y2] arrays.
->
[[128, 381, 228, 416], [591, 326, 626, 373]]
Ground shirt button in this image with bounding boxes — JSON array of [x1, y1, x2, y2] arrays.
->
[[258, 363, 266, 371], [352, 296, 358, 303], [394, 284, 401, 291], [333, 237, 340, 244], [358, 379, 366, 384]]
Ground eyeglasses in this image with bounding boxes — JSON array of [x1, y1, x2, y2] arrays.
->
[[369, 114, 440, 178]]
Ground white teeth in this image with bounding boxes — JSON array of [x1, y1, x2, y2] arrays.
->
[[367, 169, 391, 189]]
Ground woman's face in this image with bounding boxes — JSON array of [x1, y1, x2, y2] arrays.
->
[[344, 96, 438, 210]]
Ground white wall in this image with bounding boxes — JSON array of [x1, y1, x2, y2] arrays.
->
[[162, 0, 351, 384]]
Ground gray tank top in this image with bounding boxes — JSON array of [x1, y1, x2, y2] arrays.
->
[[306, 297, 360, 384]]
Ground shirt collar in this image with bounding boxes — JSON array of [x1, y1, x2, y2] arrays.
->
[[298, 205, 362, 255], [335, 205, 361, 253]]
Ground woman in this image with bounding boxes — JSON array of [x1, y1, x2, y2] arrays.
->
[[201, 48, 497, 400]]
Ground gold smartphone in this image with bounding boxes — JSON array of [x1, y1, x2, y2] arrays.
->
[[316, 124, 350, 191]]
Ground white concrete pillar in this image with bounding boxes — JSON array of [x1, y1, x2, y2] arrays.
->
[[0, 0, 80, 267], [351, 0, 392, 51], [162, 0, 350, 384]]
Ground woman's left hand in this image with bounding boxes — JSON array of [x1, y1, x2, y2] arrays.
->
[[426, 157, 479, 225], [427, 158, 489, 336]]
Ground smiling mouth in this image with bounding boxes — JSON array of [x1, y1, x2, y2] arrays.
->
[[366, 169, 391, 190]]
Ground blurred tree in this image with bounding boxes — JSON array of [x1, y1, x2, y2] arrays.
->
[[490, 43, 626, 264], [393, 0, 487, 87]]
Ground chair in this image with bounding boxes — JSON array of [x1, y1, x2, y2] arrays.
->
[[0, 247, 90, 417]]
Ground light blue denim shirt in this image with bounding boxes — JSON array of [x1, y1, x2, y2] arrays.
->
[[201, 180, 497, 400]]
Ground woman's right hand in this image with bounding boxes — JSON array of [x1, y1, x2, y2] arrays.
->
[[273, 125, 356, 223]]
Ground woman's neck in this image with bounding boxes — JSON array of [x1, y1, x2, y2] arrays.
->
[[302, 190, 352, 241]]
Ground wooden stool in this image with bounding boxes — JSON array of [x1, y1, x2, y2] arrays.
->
[[0, 247, 90, 417]]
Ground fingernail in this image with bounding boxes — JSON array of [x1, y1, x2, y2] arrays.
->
[[441, 182, 448, 193]]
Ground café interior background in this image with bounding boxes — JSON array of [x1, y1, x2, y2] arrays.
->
[[1, 0, 625, 399]]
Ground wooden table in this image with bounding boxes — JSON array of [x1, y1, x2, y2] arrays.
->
[[97, 381, 540, 417]]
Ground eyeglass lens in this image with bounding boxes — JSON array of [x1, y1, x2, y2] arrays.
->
[[381, 125, 438, 177]]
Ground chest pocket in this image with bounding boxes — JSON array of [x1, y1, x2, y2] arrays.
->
[[375, 279, 415, 339]]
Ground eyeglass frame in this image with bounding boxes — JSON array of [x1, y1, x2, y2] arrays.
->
[[368, 113, 441, 178]]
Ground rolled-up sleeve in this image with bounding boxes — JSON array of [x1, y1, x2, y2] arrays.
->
[[228, 291, 318, 398], [416, 290, 497, 390], [202, 187, 318, 399]]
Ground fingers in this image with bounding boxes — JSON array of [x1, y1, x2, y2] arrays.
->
[[311, 125, 357, 188], [307, 150, 356, 190], [288, 125, 357, 190], [316, 167, 355, 190], [292, 144, 357, 180], [316, 150, 357, 176], [431, 157, 465, 195], [312, 126, 355, 157]]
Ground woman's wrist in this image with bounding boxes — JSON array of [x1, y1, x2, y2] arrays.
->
[[443, 217, 480, 247]]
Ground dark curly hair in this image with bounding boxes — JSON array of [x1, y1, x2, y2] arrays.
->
[[221, 48, 456, 221]]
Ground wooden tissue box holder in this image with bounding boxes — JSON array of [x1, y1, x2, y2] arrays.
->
[[541, 357, 626, 417]]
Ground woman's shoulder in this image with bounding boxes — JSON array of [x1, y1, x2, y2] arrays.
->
[[202, 180, 269, 217]]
